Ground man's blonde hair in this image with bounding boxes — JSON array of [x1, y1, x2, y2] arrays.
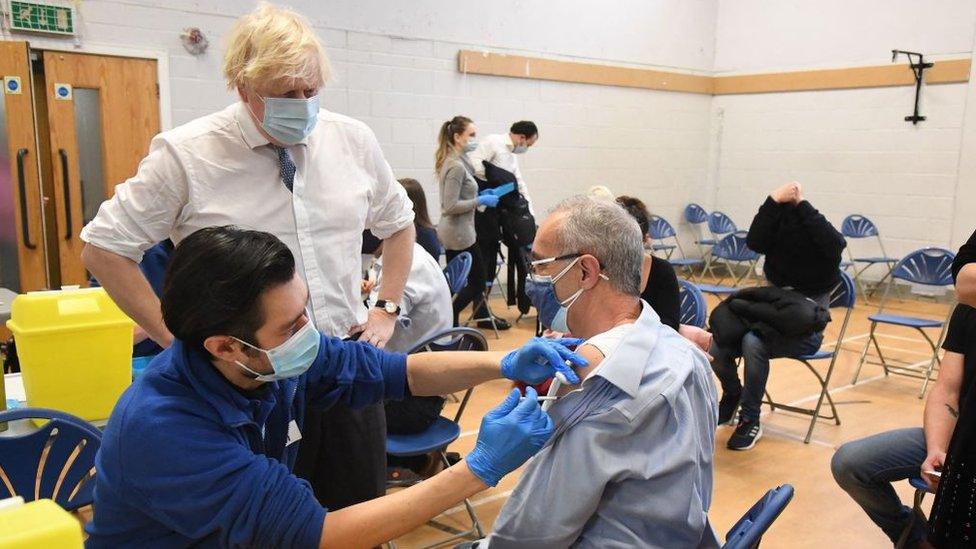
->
[[223, 2, 331, 94]]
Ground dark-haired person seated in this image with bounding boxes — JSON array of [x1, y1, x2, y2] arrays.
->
[[710, 182, 845, 450], [85, 226, 583, 548], [614, 195, 681, 331], [398, 177, 442, 260], [832, 303, 976, 547]]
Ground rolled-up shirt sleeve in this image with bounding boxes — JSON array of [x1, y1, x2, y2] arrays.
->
[[80, 136, 189, 263], [362, 126, 414, 239], [304, 334, 408, 409]]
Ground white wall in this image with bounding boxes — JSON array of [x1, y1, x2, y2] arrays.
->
[[1, 0, 718, 227], [709, 0, 976, 261]]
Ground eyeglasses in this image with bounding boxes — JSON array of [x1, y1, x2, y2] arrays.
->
[[528, 253, 581, 276]]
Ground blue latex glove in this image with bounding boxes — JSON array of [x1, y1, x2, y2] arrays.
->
[[501, 337, 585, 385], [466, 387, 555, 486], [477, 191, 500, 208]]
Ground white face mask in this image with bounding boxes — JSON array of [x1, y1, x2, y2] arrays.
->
[[512, 143, 528, 154], [463, 138, 479, 153]]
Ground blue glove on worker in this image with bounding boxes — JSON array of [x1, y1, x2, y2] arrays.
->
[[466, 387, 555, 486], [477, 190, 500, 208], [501, 337, 585, 385], [491, 182, 516, 198]]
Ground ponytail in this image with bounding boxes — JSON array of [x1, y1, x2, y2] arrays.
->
[[435, 115, 472, 174]]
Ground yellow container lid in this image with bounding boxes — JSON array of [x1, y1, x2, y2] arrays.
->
[[0, 498, 84, 548], [6, 286, 134, 336]]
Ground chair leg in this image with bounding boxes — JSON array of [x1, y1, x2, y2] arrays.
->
[[804, 359, 840, 444], [870, 331, 889, 377], [852, 323, 876, 384], [764, 389, 776, 412], [918, 329, 942, 399]]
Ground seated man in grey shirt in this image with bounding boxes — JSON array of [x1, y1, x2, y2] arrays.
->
[[484, 196, 720, 548]]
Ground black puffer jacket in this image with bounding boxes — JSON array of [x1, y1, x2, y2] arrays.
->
[[710, 286, 831, 352], [747, 197, 846, 297]]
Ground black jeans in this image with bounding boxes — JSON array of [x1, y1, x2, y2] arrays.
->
[[709, 330, 823, 422], [446, 244, 486, 325]]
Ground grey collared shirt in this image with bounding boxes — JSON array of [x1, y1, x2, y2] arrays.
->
[[485, 302, 721, 548]]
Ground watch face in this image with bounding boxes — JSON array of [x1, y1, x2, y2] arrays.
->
[[384, 302, 397, 314]]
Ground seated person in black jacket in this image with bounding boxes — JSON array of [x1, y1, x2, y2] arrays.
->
[[710, 182, 845, 451]]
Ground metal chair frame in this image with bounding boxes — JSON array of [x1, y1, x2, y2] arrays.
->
[[649, 215, 706, 281], [387, 328, 488, 548], [841, 214, 900, 299], [761, 271, 856, 443], [852, 248, 956, 398]]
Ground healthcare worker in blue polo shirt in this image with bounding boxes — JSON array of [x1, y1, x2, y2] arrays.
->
[[85, 226, 584, 549]]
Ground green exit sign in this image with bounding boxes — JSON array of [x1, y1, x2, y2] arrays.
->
[[9, 1, 75, 35]]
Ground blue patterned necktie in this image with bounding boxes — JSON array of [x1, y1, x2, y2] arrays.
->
[[275, 145, 296, 192]]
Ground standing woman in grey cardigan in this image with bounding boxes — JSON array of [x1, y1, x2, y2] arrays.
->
[[435, 115, 499, 324]]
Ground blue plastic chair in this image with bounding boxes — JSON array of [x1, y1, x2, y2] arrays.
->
[[685, 203, 720, 278], [723, 484, 795, 549], [896, 477, 935, 549], [852, 247, 956, 398], [443, 252, 472, 301], [679, 279, 707, 329], [762, 271, 856, 443], [387, 327, 488, 547], [0, 408, 102, 511], [708, 211, 738, 238], [649, 215, 705, 279], [710, 231, 760, 288], [841, 214, 900, 298]]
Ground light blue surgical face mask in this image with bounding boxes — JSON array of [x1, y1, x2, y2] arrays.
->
[[512, 144, 528, 154], [234, 312, 320, 382], [463, 138, 479, 153], [527, 257, 607, 333], [256, 94, 320, 145]]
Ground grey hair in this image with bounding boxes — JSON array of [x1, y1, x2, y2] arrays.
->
[[549, 195, 643, 296]]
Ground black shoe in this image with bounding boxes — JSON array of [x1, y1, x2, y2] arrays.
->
[[717, 391, 741, 426], [727, 418, 763, 451], [477, 317, 511, 330]]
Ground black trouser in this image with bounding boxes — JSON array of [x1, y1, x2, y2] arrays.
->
[[446, 244, 486, 326], [294, 402, 387, 510], [473, 236, 501, 318]]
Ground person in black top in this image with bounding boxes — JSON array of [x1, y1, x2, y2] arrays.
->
[[398, 178, 442, 260], [953, 228, 976, 308], [615, 196, 681, 331], [831, 303, 976, 548], [711, 182, 846, 450]]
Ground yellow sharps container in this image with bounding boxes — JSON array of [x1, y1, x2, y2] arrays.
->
[[5, 287, 134, 422]]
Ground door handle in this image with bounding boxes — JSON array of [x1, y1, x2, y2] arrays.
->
[[59, 148, 72, 240], [16, 148, 36, 250]]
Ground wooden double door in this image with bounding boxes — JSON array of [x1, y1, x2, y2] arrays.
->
[[0, 41, 159, 293]]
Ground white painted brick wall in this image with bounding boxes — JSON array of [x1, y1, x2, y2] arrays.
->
[[708, 83, 969, 267]]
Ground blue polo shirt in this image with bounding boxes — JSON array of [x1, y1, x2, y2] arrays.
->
[[85, 334, 407, 548]]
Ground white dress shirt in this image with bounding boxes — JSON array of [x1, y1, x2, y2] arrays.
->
[[80, 102, 414, 337], [467, 133, 534, 214], [367, 242, 453, 353]]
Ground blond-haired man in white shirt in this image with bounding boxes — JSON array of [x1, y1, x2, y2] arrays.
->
[[80, 2, 412, 512]]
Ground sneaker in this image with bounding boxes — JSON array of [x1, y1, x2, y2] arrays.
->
[[717, 391, 741, 426], [477, 317, 511, 330], [727, 418, 763, 451]]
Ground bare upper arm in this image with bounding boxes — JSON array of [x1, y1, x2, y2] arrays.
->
[[558, 344, 604, 396]]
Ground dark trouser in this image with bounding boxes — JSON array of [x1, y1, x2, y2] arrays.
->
[[709, 330, 823, 422], [446, 245, 486, 326], [385, 396, 446, 435], [831, 427, 928, 545], [294, 402, 387, 510], [473, 236, 500, 318]]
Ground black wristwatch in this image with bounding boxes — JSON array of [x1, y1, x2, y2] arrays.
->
[[375, 300, 401, 316]]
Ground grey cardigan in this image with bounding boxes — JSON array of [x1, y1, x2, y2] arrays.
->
[[437, 153, 479, 250]]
